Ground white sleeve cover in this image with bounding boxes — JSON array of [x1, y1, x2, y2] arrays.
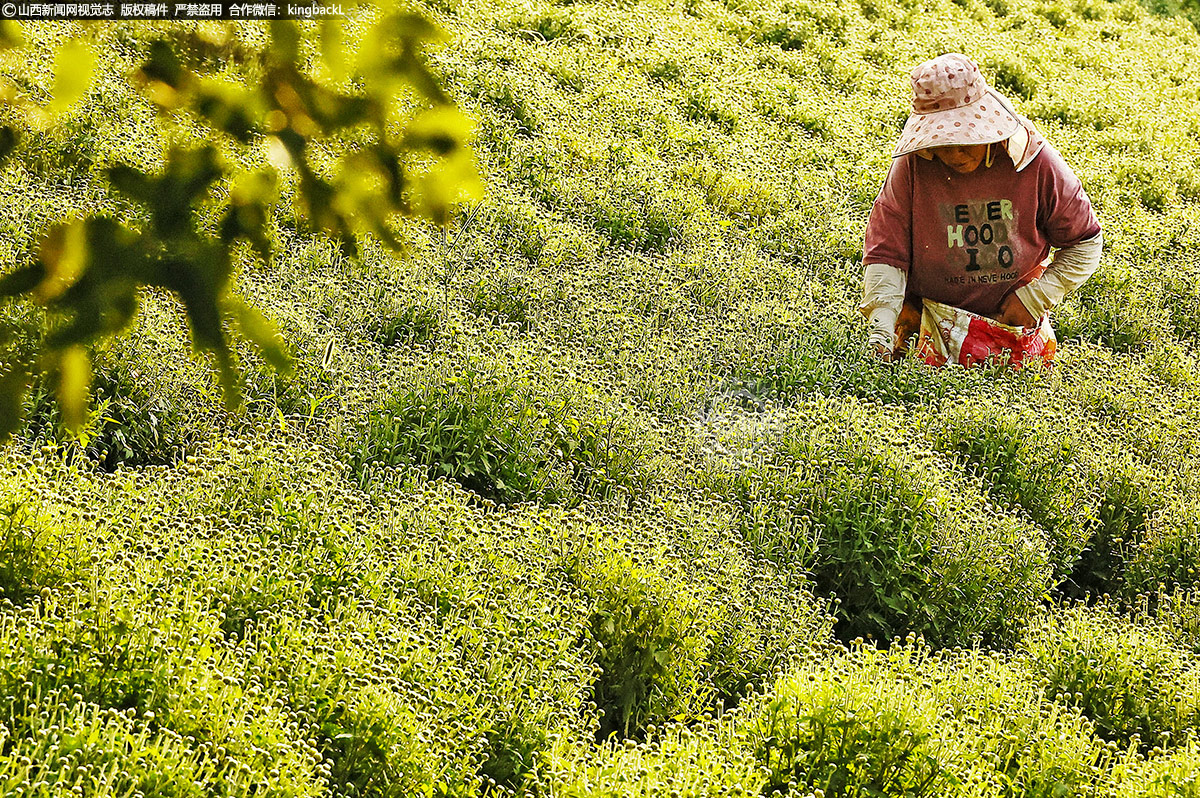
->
[[860, 262, 907, 349], [1014, 231, 1103, 319]]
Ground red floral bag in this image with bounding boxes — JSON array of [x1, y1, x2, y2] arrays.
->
[[915, 299, 1056, 368]]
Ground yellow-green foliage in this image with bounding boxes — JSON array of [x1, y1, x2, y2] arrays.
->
[[739, 642, 1119, 798], [1020, 604, 1200, 749], [3, 0, 1200, 794], [701, 398, 1050, 645]]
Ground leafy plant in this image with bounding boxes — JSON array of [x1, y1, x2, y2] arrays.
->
[[352, 369, 650, 506], [928, 405, 1087, 578], [706, 416, 1049, 644], [574, 549, 709, 741], [745, 653, 949, 798], [0, 498, 78, 603], [1021, 604, 1200, 749]]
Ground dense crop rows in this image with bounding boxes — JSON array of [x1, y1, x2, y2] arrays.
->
[[3, 0, 1200, 794]]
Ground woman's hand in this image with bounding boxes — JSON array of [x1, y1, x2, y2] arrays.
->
[[871, 298, 922, 363], [894, 299, 922, 353], [996, 293, 1037, 328]]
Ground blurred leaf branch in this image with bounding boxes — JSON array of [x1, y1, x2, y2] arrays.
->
[[0, 11, 482, 441]]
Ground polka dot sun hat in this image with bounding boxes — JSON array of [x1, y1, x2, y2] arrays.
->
[[893, 53, 1022, 158]]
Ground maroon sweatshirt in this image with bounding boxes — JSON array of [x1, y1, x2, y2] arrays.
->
[[862, 142, 1101, 317]]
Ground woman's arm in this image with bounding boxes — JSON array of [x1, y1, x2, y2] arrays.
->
[[998, 141, 1103, 327], [861, 156, 915, 357], [996, 231, 1102, 326], [1013, 231, 1103, 319], [861, 262, 907, 352]]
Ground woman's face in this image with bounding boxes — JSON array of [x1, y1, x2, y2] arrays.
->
[[930, 144, 988, 174]]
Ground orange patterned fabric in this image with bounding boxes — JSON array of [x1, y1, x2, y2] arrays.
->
[[915, 299, 1056, 368]]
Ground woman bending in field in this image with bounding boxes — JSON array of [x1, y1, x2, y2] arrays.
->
[[861, 53, 1102, 366]]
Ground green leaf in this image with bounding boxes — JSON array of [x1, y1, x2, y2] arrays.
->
[[0, 263, 45, 298], [35, 221, 88, 302], [111, 146, 225, 241], [0, 127, 18, 164], [140, 39, 186, 89], [0, 365, 30, 442], [193, 78, 262, 142], [361, 13, 447, 99], [227, 297, 291, 373], [270, 21, 302, 64], [56, 345, 91, 433], [320, 19, 349, 82], [0, 21, 24, 49], [406, 106, 475, 156], [406, 109, 483, 225], [222, 169, 277, 262], [49, 40, 95, 117], [41, 217, 144, 348]]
